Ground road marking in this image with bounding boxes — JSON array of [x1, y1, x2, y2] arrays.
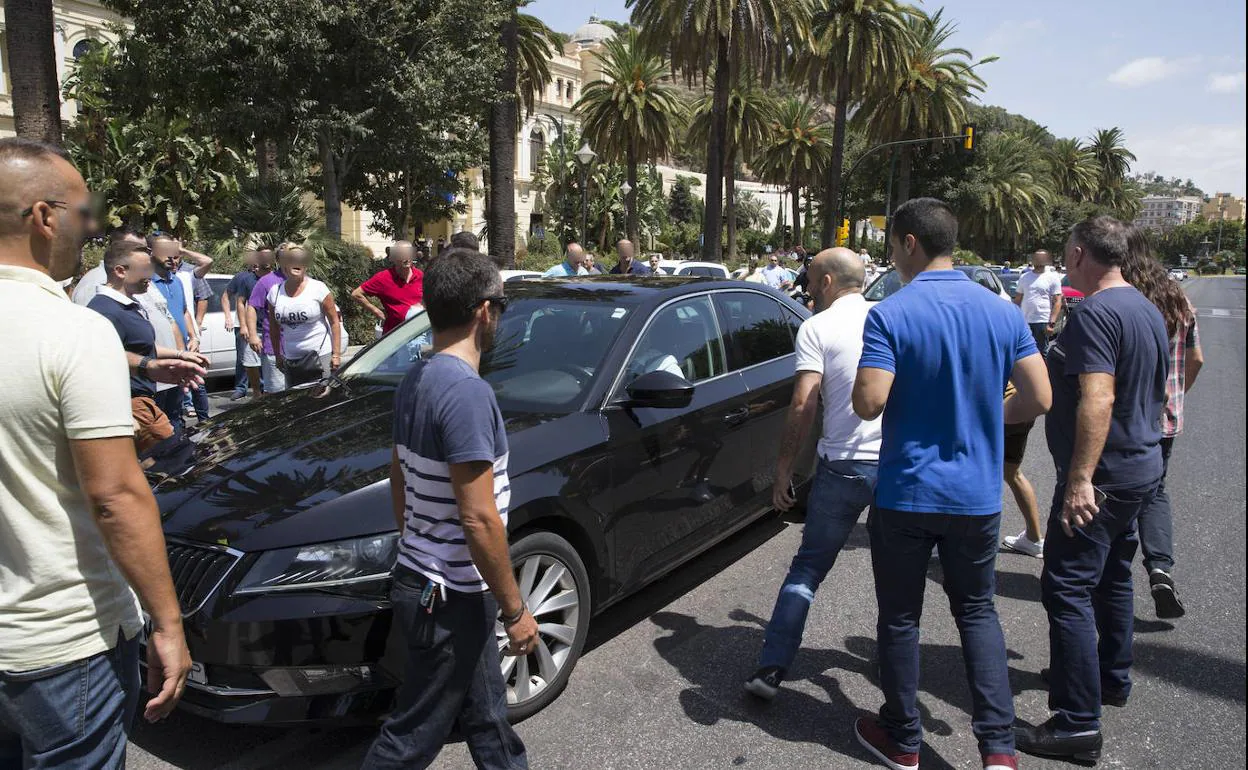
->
[[1197, 307, 1246, 319]]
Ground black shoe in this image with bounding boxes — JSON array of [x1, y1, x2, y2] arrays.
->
[[1150, 570, 1186, 619], [1039, 669, 1129, 708], [743, 665, 785, 700], [1014, 719, 1102, 763]]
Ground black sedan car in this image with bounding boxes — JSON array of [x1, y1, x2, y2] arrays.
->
[[144, 276, 817, 725]]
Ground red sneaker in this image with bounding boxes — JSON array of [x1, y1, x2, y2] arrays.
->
[[983, 753, 1019, 770], [854, 717, 919, 770]]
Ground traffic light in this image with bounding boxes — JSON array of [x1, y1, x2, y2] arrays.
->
[[960, 124, 976, 155], [835, 218, 850, 246]]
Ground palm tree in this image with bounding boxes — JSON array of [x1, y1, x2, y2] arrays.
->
[[576, 30, 684, 245], [805, 0, 914, 244], [1047, 138, 1098, 201], [690, 79, 774, 260], [858, 8, 994, 208], [959, 131, 1052, 256], [1088, 127, 1140, 216], [752, 97, 833, 248], [4, 0, 63, 143], [630, 0, 810, 261], [735, 189, 773, 231], [489, 5, 558, 267]]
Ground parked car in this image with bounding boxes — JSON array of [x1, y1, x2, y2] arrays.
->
[[201, 273, 350, 380], [502, 269, 542, 282], [1167, 269, 1188, 282], [863, 266, 1011, 303], [653, 260, 732, 278], [141, 276, 817, 725]]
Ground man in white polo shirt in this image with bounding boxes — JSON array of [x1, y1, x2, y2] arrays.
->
[[0, 138, 190, 768], [1014, 249, 1064, 357], [744, 247, 882, 700]]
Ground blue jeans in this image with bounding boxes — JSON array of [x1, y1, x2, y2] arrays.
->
[[0, 630, 140, 770], [1042, 479, 1159, 733], [869, 507, 1014, 756], [232, 329, 248, 395], [759, 458, 877, 670], [1137, 437, 1175, 574], [155, 387, 185, 436], [362, 566, 527, 770]]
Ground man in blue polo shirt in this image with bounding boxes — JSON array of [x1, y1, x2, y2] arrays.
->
[[609, 239, 651, 275], [852, 198, 1051, 770]]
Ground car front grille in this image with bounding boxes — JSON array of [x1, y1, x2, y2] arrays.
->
[[166, 540, 242, 615]]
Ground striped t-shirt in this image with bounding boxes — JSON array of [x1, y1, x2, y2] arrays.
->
[[392, 353, 510, 593]]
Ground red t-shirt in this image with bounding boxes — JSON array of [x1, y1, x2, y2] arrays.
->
[[360, 267, 424, 334]]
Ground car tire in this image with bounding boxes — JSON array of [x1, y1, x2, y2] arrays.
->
[[502, 531, 591, 723]]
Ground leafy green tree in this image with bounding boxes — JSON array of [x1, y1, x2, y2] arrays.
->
[[955, 132, 1052, 258], [668, 175, 701, 225], [631, 0, 809, 261], [753, 97, 833, 248], [576, 29, 684, 245], [1047, 138, 1099, 202], [1088, 127, 1142, 218], [735, 190, 773, 231]]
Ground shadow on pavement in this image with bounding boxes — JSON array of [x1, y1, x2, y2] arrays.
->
[[1132, 639, 1247, 703]]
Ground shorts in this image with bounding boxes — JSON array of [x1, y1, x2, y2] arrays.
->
[[262, 354, 287, 393], [1004, 419, 1035, 465], [241, 343, 262, 368]]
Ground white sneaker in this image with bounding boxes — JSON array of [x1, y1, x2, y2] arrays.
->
[[1003, 532, 1044, 558]]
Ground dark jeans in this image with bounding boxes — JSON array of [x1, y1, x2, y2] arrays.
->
[[869, 508, 1014, 756], [0, 630, 140, 770], [1137, 437, 1176, 574], [362, 567, 526, 770], [232, 329, 248, 395], [1028, 322, 1050, 358], [184, 385, 209, 421], [759, 458, 877, 670], [1041, 479, 1159, 733], [155, 387, 185, 435]]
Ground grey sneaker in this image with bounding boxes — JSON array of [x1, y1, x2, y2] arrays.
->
[[743, 666, 785, 700]]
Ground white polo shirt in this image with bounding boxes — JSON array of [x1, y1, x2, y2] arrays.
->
[[794, 292, 882, 463], [0, 265, 142, 671]]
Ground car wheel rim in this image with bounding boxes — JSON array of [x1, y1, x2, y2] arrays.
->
[[497, 552, 581, 707]]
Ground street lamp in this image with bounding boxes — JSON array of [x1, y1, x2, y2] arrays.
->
[[619, 180, 633, 240], [575, 142, 596, 246]]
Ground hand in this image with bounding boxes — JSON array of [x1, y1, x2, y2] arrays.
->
[[248, 336, 262, 354], [186, 337, 200, 353], [1061, 478, 1099, 537], [143, 624, 192, 722], [147, 358, 206, 390], [772, 477, 796, 512], [1046, 323, 1057, 336], [224, 316, 234, 333], [330, 353, 342, 371], [374, 309, 386, 323], [276, 356, 287, 373], [503, 609, 539, 657]]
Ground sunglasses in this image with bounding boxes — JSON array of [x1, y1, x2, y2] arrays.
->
[[20, 200, 96, 221], [478, 295, 509, 313]]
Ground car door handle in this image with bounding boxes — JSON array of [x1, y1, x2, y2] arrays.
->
[[723, 407, 750, 426]]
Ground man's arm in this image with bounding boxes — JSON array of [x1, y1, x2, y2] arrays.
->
[[450, 461, 539, 655], [853, 368, 894, 421], [1185, 321, 1203, 392], [773, 371, 822, 511], [220, 290, 234, 332], [183, 310, 200, 352], [1013, 292, 1023, 306], [351, 285, 386, 323], [1004, 352, 1052, 424], [195, 298, 209, 329], [123, 351, 207, 389], [69, 437, 192, 721], [179, 245, 213, 278], [389, 449, 406, 533], [1048, 290, 1064, 332], [1062, 372, 1115, 536]]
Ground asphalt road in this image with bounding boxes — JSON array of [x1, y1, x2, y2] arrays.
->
[[129, 277, 1246, 770]]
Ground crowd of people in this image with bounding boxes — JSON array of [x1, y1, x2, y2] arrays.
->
[[0, 135, 1209, 770]]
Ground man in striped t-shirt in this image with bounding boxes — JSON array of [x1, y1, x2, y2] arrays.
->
[[363, 248, 535, 770]]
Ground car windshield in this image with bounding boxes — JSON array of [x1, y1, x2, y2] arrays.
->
[[339, 294, 639, 413], [863, 269, 903, 301]]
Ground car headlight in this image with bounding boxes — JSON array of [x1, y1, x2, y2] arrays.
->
[[233, 533, 399, 595]]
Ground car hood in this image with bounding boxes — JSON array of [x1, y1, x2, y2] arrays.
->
[[147, 383, 570, 552]]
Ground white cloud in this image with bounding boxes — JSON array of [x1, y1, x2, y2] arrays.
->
[[1107, 57, 1196, 87], [1132, 123, 1247, 195], [982, 19, 1046, 52], [1207, 72, 1247, 93]]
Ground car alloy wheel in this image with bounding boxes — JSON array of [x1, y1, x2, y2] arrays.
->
[[497, 531, 590, 720]]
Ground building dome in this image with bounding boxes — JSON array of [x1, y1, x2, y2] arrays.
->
[[571, 17, 616, 48]]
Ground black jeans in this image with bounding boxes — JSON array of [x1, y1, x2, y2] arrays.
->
[[1041, 479, 1159, 732], [1028, 322, 1050, 358], [869, 508, 1015, 756], [1136, 437, 1176, 574], [362, 566, 527, 770]]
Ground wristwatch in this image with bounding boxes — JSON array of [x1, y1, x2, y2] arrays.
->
[[138, 355, 153, 377], [501, 605, 527, 627]]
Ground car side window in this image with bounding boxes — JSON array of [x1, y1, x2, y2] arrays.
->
[[711, 291, 795, 371], [974, 270, 1000, 294], [624, 296, 725, 384]]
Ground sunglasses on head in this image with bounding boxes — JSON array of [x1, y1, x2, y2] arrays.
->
[[477, 295, 508, 313], [21, 200, 96, 221]]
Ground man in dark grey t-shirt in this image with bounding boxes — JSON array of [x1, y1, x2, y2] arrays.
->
[[363, 250, 535, 770]]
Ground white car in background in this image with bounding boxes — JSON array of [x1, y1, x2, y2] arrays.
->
[[201, 273, 349, 380], [652, 260, 732, 278], [1168, 268, 1188, 281], [502, 269, 543, 282]]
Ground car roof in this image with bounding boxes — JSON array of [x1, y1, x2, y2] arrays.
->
[[507, 274, 791, 308]]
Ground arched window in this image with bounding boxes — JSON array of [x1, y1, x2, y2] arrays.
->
[[72, 39, 97, 60], [529, 129, 546, 175]]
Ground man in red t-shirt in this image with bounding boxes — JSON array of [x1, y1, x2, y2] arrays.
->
[[352, 241, 424, 336]]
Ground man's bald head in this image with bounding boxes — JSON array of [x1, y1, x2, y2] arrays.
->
[[617, 239, 634, 261], [566, 243, 587, 268], [808, 248, 865, 311], [0, 138, 92, 280]]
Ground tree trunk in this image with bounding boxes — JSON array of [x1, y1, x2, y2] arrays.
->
[[821, 69, 850, 246], [317, 133, 343, 239], [626, 145, 639, 246], [791, 172, 802, 248], [488, 10, 519, 267], [256, 137, 279, 185], [725, 145, 738, 262], [5, 0, 63, 144], [701, 34, 730, 262], [895, 145, 913, 210]]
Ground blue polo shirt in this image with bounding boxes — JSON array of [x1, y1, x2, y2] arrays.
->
[[88, 287, 158, 397], [859, 270, 1037, 515], [151, 271, 189, 340]]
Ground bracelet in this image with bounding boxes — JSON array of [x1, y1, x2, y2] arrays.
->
[[501, 606, 526, 626], [138, 355, 152, 376]]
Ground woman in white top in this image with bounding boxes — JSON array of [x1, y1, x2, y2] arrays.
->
[[267, 243, 342, 388]]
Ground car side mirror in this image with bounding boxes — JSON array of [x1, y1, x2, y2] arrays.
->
[[623, 370, 694, 409]]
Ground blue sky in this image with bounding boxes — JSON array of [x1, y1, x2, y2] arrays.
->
[[531, 0, 1247, 195]]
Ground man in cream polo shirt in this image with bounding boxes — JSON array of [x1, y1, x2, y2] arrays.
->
[[0, 138, 190, 769]]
